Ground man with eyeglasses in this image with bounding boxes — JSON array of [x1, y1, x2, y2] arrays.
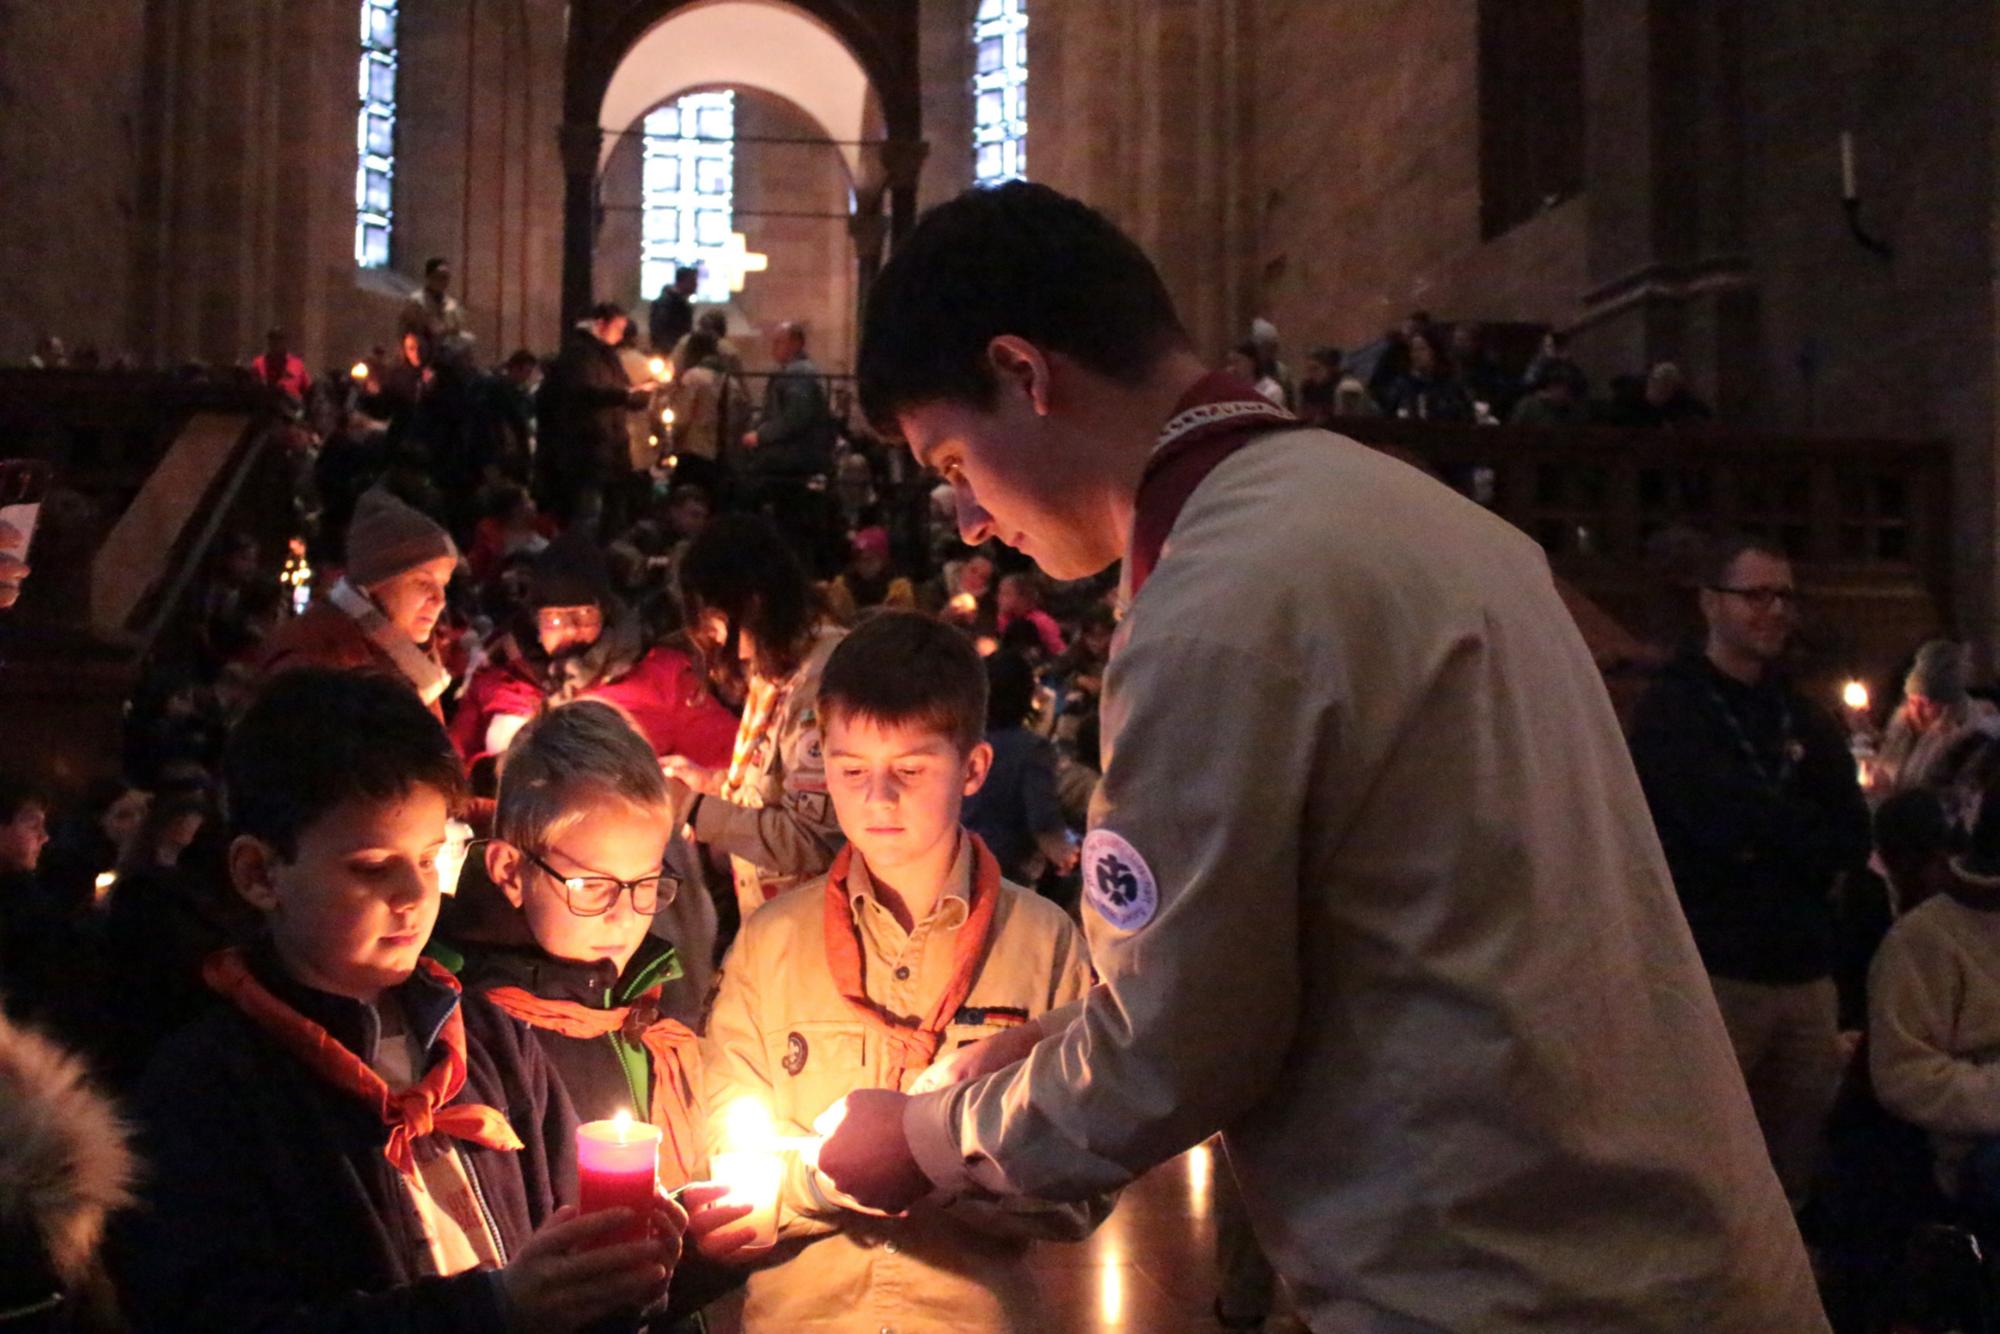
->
[[1629, 533, 1871, 1210]]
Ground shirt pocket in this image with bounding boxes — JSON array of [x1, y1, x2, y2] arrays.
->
[[760, 1020, 867, 1131]]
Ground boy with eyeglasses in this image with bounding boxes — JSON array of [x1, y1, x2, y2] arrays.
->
[[449, 698, 748, 1326]]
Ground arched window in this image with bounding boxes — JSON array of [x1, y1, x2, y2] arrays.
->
[[354, 0, 399, 268], [642, 91, 737, 304], [972, 0, 1027, 185]]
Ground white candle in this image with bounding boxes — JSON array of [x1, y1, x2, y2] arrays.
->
[[1840, 132, 1856, 201], [709, 1149, 782, 1250]]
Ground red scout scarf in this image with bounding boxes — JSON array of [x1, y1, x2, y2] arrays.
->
[[481, 984, 705, 1186], [203, 949, 525, 1177], [822, 834, 1003, 1092], [1128, 372, 1300, 598]]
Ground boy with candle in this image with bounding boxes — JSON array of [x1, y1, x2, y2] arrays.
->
[[114, 669, 691, 1333], [694, 612, 1110, 1332], [449, 698, 746, 1325]]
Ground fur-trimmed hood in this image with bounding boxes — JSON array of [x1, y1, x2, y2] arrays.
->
[[0, 1013, 136, 1291]]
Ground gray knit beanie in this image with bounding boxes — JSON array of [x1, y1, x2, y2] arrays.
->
[[345, 488, 457, 589], [1906, 639, 1970, 705]]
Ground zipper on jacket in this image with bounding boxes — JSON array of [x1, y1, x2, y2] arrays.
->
[[464, 1155, 511, 1266]]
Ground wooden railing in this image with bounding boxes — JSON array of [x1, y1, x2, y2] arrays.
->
[[1326, 416, 1954, 691]]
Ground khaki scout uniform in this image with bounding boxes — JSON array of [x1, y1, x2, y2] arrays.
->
[[906, 430, 1828, 1331], [703, 834, 1109, 1332]]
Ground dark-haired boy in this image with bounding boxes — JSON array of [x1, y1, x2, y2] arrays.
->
[[692, 612, 1106, 1331], [115, 668, 688, 1333], [818, 180, 1825, 1329]]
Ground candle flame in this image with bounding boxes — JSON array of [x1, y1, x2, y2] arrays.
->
[[1842, 680, 1870, 712], [949, 592, 978, 616], [611, 1108, 634, 1141], [648, 356, 668, 379], [660, 407, 676, 425], [349, 361, 369, 380], [93, 871, 118, 906], [719, 1097, 776, 1151]]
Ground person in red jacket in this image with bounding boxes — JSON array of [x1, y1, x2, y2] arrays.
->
[[452, 530, 737, 768]]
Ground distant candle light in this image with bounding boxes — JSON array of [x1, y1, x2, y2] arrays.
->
[[1842, 680, 1870, 713], [349, 361, 369, 381]]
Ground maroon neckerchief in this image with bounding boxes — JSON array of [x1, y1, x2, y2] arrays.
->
[[1127, 373, 1299, 598]]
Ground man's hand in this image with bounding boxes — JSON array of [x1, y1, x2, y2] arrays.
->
[[906, 1016, 1046, 1095], [814, 1090, 930, 1215]]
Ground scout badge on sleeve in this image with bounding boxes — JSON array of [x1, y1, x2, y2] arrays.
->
[[1082, 828, 1159, 931]]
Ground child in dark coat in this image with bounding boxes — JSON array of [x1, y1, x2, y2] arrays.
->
[[113, 669, 690, 1333]]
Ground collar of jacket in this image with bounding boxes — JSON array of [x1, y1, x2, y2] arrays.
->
[[455, 934, 682, 1009], [242, 935, 460, 1066]]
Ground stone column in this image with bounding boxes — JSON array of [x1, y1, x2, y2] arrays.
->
[[558, 121, 602, 333], [1573, 0, 1758, 417]]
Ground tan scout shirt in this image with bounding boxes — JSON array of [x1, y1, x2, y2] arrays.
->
[[703, 834, 1109, 1332], [906, 429, 1826, 1331]]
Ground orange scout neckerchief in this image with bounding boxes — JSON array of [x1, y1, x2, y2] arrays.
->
[[481, 984, 705, 1186], [822, 833, 1002, 1092], [202, 948, 524, 1177]]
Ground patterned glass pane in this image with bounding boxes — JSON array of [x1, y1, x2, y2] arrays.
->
[[354, 4, 398, 267], [641, 90, 736, 305], [971, 0, 1027, 184]]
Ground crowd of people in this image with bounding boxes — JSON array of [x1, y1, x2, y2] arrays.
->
[[1219, 311, 1715, 431], [0, 254, 1120, 1332], [0, 188, 1980, 1334]]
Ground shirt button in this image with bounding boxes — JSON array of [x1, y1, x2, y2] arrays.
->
[[894, 965, 910, 981], [884, 1240, 899, 1254]]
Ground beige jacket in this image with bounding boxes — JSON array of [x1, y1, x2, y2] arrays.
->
[[703, 835, 1108, 1332], [906, 427, 1825, 1331], [1869, 888, 2000, 1193]]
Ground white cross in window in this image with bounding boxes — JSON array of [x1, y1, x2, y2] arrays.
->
[[708, 231, 769, 294]]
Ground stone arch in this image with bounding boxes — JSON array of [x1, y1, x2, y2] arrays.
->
[[560, 0, 924, 327]]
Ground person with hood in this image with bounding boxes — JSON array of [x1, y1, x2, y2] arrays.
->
[[1872, 639, 1999, 801], [255, 487, 459, 719], [0, 1013, 135, 1332], [448, 530, 738, 769]]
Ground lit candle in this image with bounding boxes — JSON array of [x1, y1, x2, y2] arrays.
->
[[93, 871, 118, 907], [648, 356, 668, 380], [949, 592, 978, 617], [1842, 679, 1870, 713], [708, 1099, 787, 1251], [349, 361, 370, 381], [577, 1110, 661, 1245], [1839, 132, 1856, 201], [660, 407, 676, 426]]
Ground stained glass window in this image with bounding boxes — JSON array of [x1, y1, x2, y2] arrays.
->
[[354, 0, 398, 268], [642, 91, 736, 305], [972, 0, 1027, 185]]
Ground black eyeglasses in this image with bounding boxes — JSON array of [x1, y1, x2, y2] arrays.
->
[[518, 846, 679, 917], [1706, 585, 1805, 611]]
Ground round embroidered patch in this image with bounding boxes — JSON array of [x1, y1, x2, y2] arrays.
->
[[783, 1031, 809, 1076], [1082, 828, 1160, 932]]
